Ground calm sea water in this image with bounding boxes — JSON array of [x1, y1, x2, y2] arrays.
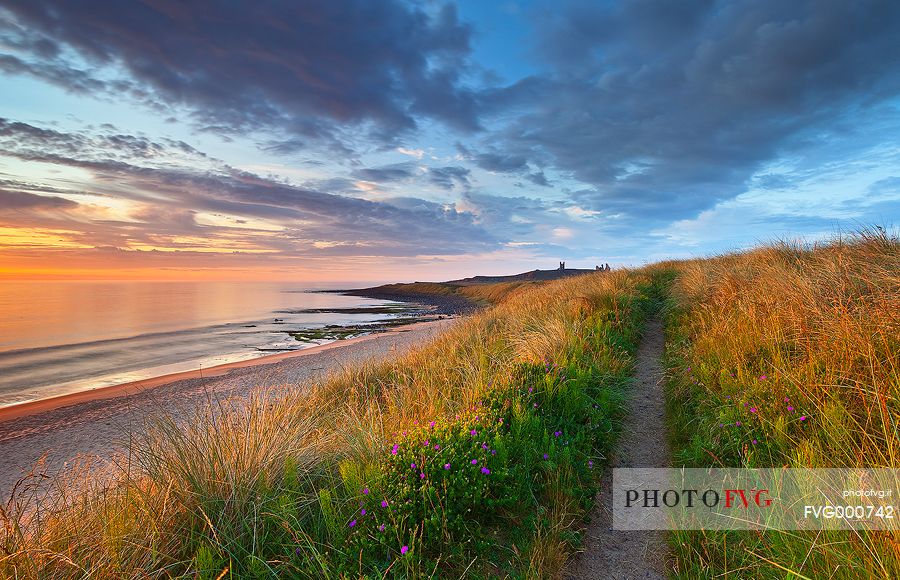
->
[[0, 281, 401, 407]]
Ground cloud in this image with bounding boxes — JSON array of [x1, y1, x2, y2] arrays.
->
[[0, 120, 499, 257], [351, 163, 418, 183], [0, 188, 77, 210], [0, 1, 480, 151], [428, 166, 471, 190], [468, 0, 900, 223]]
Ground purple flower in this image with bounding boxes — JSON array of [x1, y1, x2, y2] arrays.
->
[[381, 500, 389, 508], [429, 421, 435, 428], [543, 453, 549, 460], [470, 429, 477, 436], [295, 547, 301, 555], [760, 375, 767, 380], [363, 487, 369, 495], [423, 440, 429, 446], [800, 416, 807, 421], [491, 449, 497, 455], [379, 523, 386, 532], [750, 407, 757, 413], [482, 443, 488, 450], [528, 387, 533, 393], [534, 403, 538, 408], [401, 545, 409, 555], [752, 439, 758, 445], [784, 397, 789, 402], [787, 406, 794, 412], [444, 463, 451, 470], [391, 444, 399, 455], [411, 462, 416, 469], [588, 460, 594, 468], [420, 472, 425, 479], [349, 520, 356, 528], [360, 509, 366, 516], [736, 421, 742, 426], [481, 467, 491, 475], [719, 423, 724, 427], [471, 459, 478, 465], [434, 444, 441, 450], [554, 431, 561, 437]]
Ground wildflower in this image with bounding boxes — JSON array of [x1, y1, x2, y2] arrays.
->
[[423, 440, 429, 446], [482, 443, 488, 450], [379, 523, 386, 532], [752, 439, 758, 445], [361, 509, 366, 516], [784, 397, 789, 402], [420, 472, 425, 479], [363, 487, 369, 495], [588, 460, 594, 469], [434, 444, 441, 450], [444, 463, 451, 470], [471, 459, 478, 465], [736, 421, 742, 426], [295, 547, 301, 555], [402, 431, 407, 436], [787, 406, 794, 412], [381, 500, 389, 508], [760, 375, 767, 380], [470, 429, 477, 436], [411, 462, 416, 469], [401, 545, 409, 555], [719, 423, 724, 427], [543, 453, 549, 460], [534, 403, 538, 408], [349, 520, 356, 528], [481, 467, 491, 475], [528, 387, 533, 393], [750, 407, 757, 413], [491, 449, 497, 455], [800, 416, 807, 421], [391, 444, 399, 455], [554, 431, 561, 437], [413, 420, 418, 425], [429, 420, 436, 429]]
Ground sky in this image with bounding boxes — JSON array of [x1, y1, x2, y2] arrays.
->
[[0, 0, 898, 283]]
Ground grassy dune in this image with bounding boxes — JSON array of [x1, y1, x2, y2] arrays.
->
[[661, 229, 899, 578], [2, 230, 896, 578], [1, 270, 655, 578]]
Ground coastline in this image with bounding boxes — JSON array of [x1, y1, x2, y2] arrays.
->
[[0, 318, 449, 424]]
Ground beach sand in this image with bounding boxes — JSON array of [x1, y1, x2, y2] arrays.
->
[[0, 319, 454, 499]]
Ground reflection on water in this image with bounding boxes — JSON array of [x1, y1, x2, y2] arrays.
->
[[0, 281, 402, 407]]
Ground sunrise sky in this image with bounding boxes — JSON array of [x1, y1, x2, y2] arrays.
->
[[1, 1, 898, 283]]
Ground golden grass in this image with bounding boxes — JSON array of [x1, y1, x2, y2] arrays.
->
[[1, 269, 635, 578]]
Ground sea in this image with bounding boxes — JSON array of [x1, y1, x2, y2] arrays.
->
[[0, 280, 404, 408]]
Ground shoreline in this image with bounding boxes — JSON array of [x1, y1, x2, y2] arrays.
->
[[0, 318, 450, 424]]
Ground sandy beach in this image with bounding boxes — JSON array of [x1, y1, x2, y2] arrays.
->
[[0, 319, 454, 499]]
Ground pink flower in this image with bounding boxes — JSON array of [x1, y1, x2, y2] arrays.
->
[[800, 416, 807, 421], [411, 462, 416, 469], [787, 406, 794, 412], [470, 429, 477, 436], [391, 444, 399, 455], [434, 444, 441, 450], [760, 375, 767, 380], [429, 421, 435, 428], [471, 459, 478, 465], [401, 545, 409, 555], [379, 523, 386, 531], [381, 500, 389, 508], [420, 472, 425, 479], [749, 407, 757, 413], [735, 421, 742, 426], [752, 439, 758, 445], [444, 463, 451, 470]]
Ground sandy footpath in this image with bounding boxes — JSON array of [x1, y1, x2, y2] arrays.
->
[[0, 319, 454, 499]]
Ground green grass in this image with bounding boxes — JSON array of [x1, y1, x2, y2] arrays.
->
[[1, 269, 658, 578], [656, 229, 900, 579]]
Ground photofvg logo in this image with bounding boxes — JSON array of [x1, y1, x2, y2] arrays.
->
[[613, 468, 900, 531]]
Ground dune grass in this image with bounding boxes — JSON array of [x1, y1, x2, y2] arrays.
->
[[1, 269, 655, 578], [660, 229, 900, 579]]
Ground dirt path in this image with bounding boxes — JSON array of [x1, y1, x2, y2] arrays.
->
[[566, 316, 671, 579]]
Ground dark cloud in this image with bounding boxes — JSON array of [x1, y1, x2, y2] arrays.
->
[[0, 1, 479, 151], [351, 163, 417, 183], [470, 0, 900, 222], [0, 188, 77, 210], [428, 166, 470, 190]]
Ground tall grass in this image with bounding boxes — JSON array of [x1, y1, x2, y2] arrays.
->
[[661, 229, 900, 578], [1, 269, 654, 578]]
